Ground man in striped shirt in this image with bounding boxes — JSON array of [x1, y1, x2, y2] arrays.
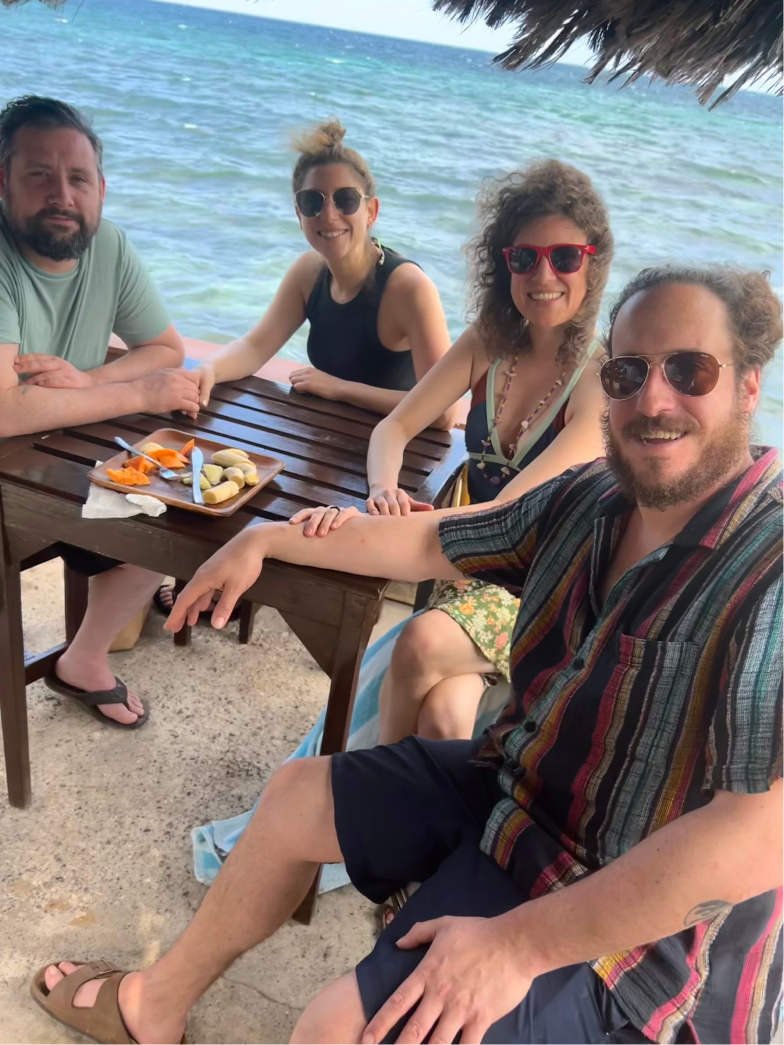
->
[[38, 266, 782, 1045]]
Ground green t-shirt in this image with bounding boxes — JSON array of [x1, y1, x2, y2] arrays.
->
[[0, 212, 171, 370]]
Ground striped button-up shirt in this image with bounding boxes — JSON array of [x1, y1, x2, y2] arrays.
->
[[439, 448, 782, 1045]]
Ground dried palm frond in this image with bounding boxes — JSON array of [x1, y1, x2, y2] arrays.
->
[[433, 0, 783, 106]]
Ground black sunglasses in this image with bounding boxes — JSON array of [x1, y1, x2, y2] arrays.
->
[[294, 187, 371, 218], [600, 352, 734, 400]]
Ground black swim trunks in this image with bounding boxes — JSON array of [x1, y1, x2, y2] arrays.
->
[[331, 737, 649, 1044]]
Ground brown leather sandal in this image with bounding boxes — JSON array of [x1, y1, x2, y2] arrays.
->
[[30, 960, 188, 1045], [30, 959, 139, 1044]]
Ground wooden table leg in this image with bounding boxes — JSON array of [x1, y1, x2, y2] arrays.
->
[[0, 498, 30, 808], [172, 578, 191, 647], [293, 590, 379, 924], [238, 600, 258, 645], [63, 563, 89, 642]]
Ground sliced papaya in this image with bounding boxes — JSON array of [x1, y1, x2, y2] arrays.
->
[[180, 438, 195, 456], [126, 456, 156, 473], [157, 452, 187, 469], [146, 448, 186, 469], [106, 467, 151, 486]]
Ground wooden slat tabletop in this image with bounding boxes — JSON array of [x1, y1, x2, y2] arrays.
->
[[0, 370, 465, 577], [0, 369, 465, 832]]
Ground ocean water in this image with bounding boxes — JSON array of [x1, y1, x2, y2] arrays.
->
[[2, 0, 782, 445]]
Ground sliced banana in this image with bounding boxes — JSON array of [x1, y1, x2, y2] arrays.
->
[[235, 460, 258, 477], [223, 466, 246, 489], [202, 463, 224, 485], [140, 441, 163, 455], [243, 471, 260, 486], [211, 449, 250, 467], [225, 447, 250, 459], [203, 479, 240, 505], [182, 473, 210, 490]]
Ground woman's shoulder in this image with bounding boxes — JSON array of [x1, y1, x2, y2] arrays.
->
[[288, 250, 327, 303]]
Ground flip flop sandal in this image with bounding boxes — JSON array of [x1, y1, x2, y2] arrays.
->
[[44, 674, 149, 730], [153, 583, 241, 623], [375, 885, 411, 938]]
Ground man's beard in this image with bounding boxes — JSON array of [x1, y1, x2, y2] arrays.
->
[[3, 197, 99, 261], [602, 403, 752, 510]]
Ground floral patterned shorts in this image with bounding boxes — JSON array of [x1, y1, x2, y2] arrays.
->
[[426, 578, 519, 681]]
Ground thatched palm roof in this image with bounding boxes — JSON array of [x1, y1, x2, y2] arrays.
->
[[6, 0, 782, 107], [434, 0, 783, 106]]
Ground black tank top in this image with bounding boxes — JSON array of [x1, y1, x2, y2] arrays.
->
[[305, 244, 419, 391]]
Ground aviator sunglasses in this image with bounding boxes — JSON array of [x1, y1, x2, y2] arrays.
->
[[502, 243, 596, 276], [600, 352, 734, 400], [294, 187, 371, 218]]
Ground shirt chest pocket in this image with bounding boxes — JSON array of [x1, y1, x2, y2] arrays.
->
[[605, 635, 703, 787]]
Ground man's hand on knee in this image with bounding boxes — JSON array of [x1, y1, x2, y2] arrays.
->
[[362, 914, 534, 1045]]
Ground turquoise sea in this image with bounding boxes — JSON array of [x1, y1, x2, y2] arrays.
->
[[2, 0, 782, 445]]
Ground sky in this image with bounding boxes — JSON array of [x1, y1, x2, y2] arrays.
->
[[148, 0, 596, 65]]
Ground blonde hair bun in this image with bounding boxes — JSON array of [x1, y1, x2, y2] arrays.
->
[[291, 117, 375, 196], [293, 117, 347, 155]]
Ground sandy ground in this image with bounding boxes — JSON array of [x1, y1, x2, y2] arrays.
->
[[0, 559, 410, 1044]]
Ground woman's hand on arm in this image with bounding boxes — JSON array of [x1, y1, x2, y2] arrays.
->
[[365, 326, 481, 515], [289, 503, 363, 537]]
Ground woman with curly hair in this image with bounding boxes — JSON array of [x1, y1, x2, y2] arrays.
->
[[294, 159, 614, 744]]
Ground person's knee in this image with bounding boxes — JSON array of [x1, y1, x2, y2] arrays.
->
[[290, 971, 366, 1044], [391, 612, 450, 681], [254, 757, 339, 861], [417, 700, 458, 740]]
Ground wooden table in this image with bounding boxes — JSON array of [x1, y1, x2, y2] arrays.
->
[[0, 374, 465, 817]]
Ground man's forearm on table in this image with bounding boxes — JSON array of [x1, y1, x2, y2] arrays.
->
[[0, 381, 145, 437], [503, 785, 783, 981], [252, 511, 462, 583], [87, 340, 183, 385]]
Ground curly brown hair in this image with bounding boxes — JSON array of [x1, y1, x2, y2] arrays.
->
[[467, 160, 613, 370], [605, 266, 783, 372], [291, 118, 375, 196]]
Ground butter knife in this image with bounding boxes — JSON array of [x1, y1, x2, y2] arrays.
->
[[191, 446, 204, 505]]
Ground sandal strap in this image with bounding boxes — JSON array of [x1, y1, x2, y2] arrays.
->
[[90, 970, 137, 1044], [45, 961, 136, 1043], [77, 679, 130, 708]]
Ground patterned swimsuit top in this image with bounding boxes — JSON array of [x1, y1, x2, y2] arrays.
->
[[464, 340, 602, 504]]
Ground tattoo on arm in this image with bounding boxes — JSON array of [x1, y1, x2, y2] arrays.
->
[[684, 900, 732, 927]]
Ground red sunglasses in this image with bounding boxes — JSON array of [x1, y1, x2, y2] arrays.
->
[[502, 243, 596, 276]]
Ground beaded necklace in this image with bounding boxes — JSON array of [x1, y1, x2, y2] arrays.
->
[[476, 356, 566, 481]]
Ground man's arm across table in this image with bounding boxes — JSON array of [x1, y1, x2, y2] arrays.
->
[[0, 333, 199, 438]]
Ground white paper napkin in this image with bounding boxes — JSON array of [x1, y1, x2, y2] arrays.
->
[[82, 484, 167, 519]]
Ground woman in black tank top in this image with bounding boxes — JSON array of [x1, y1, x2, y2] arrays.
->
[[191, 119, 454, 420], [306, 240, 418, 391]]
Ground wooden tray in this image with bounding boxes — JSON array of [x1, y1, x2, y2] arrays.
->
[[88, 427, 284, 517]]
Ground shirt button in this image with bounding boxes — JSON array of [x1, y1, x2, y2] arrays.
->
[[523, 719, 537, 734], [573, 656, 585, 670]]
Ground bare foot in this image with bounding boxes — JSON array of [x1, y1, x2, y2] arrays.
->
[[43, 963, 185, 1045], [155, 584, 176, 613], [53, 657, 145, 726]]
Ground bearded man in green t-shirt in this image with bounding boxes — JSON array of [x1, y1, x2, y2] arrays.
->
[[0, 95, 200, 729]]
